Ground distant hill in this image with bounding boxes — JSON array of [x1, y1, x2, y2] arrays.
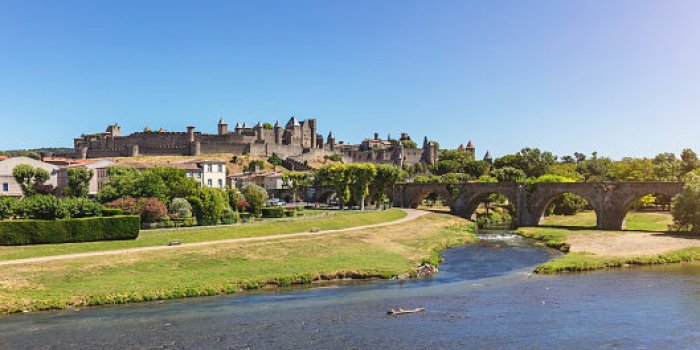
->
[[0, 148, 76, 159]]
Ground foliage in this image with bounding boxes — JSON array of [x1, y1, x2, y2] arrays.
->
[[493, 148, 556, 178], [413, 175, 441, 183], [187, 188, 229, 226], [262, 122, 274, 130], [12, 164, 50, 196], [261, 206, 285, 218], [575, 152, 613, 182], [681, 148, 699, 175], [62, 197, 104, 218], [606, 157, 655, 181], [97, 166, 198, 204], [65, 168, 94, 197], [19, 195, 70, 219], [370, 165, 406, 206], [316, 164, 352, 208], [267, 153, 283, 168], [0, 216, 140, 246], [671, 173, 700, 233], [245, 160, 266, 173], [0, 196, 19, 220], [220, 208, 239, 224], [242, 184, 269, 215], [281, 172, 310, 202], [653, 152, 681, 181], [400, 139, 417, 149], [169, 198, 193, 219], [347, 164, 377, 210], [491, 166, 526, 182], [106, 197, 167, 226]]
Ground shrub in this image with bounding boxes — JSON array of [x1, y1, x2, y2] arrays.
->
[[138, 197, 168, 225], [242, 184, 268, 215], [63, 197, 104, 218], [101, 208, 124, 216], [221, 208, 239, 224], [284, 209, 297, 217], [0, 196, 18, 220], [169, 198, 193, 219], [261, 206, 285, 218], [186, 188, 228, 226], [105, 197, 166, 226], [105, 197, 140, 215], [0, 216, 140, 246], [19, 195, 70, 220]]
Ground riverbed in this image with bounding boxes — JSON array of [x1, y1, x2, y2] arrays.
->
[[1, 233, 700, 349]]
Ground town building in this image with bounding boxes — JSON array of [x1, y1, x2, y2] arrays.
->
[[56, 159, 115, 195], [0, 156, 59, 197]]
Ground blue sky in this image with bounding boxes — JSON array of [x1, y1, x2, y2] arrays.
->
[[1, 0, 698, 159]]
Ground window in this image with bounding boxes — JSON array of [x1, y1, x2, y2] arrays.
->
[[218, 164, 223, 172], [218, 179, 223, 188], [208, 164, 213, 172], [2, 183, 8, 192], [207, 179, 213, 187]]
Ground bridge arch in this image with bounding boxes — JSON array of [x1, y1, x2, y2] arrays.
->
[[527, 183, 604, 227], [602, 183, 683, 230], [451, 183, 521, 221]]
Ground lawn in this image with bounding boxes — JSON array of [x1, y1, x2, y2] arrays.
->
[[0, 213, 475, 313], [539, 210, 673, 231], [0, 209, 406, 262]]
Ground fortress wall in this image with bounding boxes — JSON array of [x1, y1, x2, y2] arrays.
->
[[87, 148, 128, 158], [139, 145, 191, 156]]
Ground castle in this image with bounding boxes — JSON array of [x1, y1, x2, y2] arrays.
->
[[74, 117, 447, 166]]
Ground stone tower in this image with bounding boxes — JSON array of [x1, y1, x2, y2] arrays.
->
[[218, 118, 228, 135], [466, 140, 476, 160], [327, 131, 336, 151]]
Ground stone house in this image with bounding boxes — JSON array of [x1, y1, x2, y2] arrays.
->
[[56, 159, 115, 195], [0, 156, 59, 197]]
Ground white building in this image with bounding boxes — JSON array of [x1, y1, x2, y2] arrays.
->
[[0, 156, 59, 197], [121, 159, 228, 189]]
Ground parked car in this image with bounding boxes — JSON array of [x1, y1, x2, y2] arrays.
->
[[266, 198, 287, 207]]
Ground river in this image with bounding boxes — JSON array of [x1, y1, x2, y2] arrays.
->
[[1, 233, 700, 349]]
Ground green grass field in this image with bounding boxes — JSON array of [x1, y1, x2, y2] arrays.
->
[[0, 209, 406, 262], [539, 210, 673, 231], [0, 213, 475, 314]]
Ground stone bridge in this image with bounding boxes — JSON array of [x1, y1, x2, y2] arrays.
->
[[391, 182, 684, 230]]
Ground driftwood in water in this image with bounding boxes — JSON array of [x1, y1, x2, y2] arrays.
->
[[387, 307, 425, 316]]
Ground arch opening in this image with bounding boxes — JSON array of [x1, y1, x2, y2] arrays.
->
[[536, 192, 597, 228], [459, 191, 517, 229], [620, 192, 674, 232]]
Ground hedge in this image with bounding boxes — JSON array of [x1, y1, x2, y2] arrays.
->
[[0, 215, 140, 246], [261, 206, 285, 218]]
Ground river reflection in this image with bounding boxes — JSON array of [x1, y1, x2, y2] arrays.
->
[[2, 234, 700, 349]]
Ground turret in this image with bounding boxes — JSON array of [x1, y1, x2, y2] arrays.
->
[[187, 126, 196, 143], [274, 120, 282, 144], [466, 140, 476, 160], [254, 121, 263, 141], [423, 136, 429, 148], [308, 118, 317, 148], [327, 131, 336, 151], [483, 151, 493, 164], [218, 118, 228, 135]]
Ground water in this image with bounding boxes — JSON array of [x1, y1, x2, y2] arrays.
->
[[2, 234, 700, 349]]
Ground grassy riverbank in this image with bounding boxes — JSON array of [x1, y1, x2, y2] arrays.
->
[[0, 212, 475, 314], [0, 209, 405, 261], [517, 211, 700, 273]]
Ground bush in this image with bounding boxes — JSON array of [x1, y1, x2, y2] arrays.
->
[[242, 184, 268, 215], [101, 208, 124, 216], [0, 216, 140, 246], [261, 206, 285, 218], [63, 197, 104, 218], [106, 197, 167, 226], [169, 198, 193, 219], [0, 196, 18, 220], [186, 188, 228, 226], [138, 197, 168, 225], [221, 208, 239, 224], [19, 195, 70, 220], [284, 209, 297, 217]]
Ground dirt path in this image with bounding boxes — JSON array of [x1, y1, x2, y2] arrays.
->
[[567, 231, 700, 257], [0, 209, 429, 266]]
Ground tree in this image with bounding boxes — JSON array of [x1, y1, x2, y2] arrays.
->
[[169, 198, 193, 219], [491, 167, 526, 183], [268, 153, 283, 169], [671, 173, 700, 233], [576, 152, 612, 182], [245, 160, 266, 173], [325, 164, 352, 209], [97, 166, 198, 203], [681, 148, 699, 175], [400, 139, 417, 149], [607, 158, 655, 182], [281, 172, 310, 202], [653, 152, 681, 181], [187, 188, 229, 225], [66, 168, 94, 197], [0, 196, 18, 220], [347, 164, 377, 210], [462, 160, 490, 179], [12, 165, 50, 196], [370, 165, 405, 209], [242, 184, 268, 216], [433, 159, 462, 175], [493, 148, 556, 179]]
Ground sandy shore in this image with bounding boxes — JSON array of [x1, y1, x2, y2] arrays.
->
[[567, 231, 700, 257]]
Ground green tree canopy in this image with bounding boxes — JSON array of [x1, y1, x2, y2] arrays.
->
[[671, 173, 700, 233], [12, 164, 50, 196], [66, 168, 94, 197]]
